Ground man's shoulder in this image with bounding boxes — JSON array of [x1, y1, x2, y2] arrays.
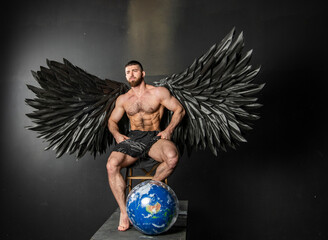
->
[[120, 88, 134, 97], [147, 84, 169, 94], [116, 91, 131, 103]]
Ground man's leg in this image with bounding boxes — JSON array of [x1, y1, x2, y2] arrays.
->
[[148, 139, 179, 181], [106, 151, 137, 231]]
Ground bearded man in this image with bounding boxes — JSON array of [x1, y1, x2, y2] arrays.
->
[[106, 60, 185, 231]]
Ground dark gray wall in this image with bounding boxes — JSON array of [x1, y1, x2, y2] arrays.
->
[[1, 0, 327, 239]]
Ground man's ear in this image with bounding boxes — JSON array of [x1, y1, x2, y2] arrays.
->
[[142, 71, 145, 78]]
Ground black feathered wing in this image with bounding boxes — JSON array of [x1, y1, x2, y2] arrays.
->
[[26, 59, 130, 159], [155, 28, 264, 156]]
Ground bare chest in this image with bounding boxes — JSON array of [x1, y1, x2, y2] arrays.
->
[[124, 95, 160, 116]]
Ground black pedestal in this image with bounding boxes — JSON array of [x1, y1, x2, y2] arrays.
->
[[91, 200, 188, 240]]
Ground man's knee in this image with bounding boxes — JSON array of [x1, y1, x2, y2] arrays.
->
[[164, 148, 179, 169], [106, 154, 122, 175]]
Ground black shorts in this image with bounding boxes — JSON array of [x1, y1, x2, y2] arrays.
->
[[111, 130, 160, 158]]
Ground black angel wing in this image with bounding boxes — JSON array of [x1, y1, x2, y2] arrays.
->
[[26, 59, 129, 159], [155, 28, 264, 156]]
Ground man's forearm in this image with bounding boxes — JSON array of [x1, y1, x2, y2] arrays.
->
[[164, 107, 185, 134], [108, 120, 121, 138], [108, 119, 130, 143]]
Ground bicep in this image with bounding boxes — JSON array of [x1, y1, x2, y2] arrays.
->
[[108, 98, 125, 124], [160, 88, 183, 112]]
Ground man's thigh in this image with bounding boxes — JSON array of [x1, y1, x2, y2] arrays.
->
[[109, 151, 138, 168], [148, 139, 178, 162]]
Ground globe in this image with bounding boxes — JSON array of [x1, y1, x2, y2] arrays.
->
[[126, 180, 179, 235]]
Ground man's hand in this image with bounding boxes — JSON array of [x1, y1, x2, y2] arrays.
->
[[157, 130, 172, 140], [114, 134, 130, 144]]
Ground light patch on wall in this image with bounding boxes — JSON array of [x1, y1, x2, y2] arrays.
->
[[126, 0, 180, 75]]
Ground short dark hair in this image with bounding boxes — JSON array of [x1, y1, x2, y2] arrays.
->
[[125, 60, 143, 71]]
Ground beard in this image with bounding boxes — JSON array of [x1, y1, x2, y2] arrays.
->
[[128, 77, 143, 87]]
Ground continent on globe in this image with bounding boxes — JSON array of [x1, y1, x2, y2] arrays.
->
[[146, 202, 161, 214]]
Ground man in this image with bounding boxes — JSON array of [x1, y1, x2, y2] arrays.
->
[[106, 60, 185, 231]]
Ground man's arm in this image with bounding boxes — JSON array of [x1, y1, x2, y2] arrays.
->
[[156, 87, 185, 140], [108, 95, 130, 143]]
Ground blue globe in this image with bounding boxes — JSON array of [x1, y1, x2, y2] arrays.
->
[[126, 180, 179, 235]]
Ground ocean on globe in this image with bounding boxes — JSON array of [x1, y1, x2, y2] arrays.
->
[[126, 180, 179, 235]]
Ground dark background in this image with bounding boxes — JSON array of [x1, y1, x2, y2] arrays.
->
[[1, 0, 327, 239]]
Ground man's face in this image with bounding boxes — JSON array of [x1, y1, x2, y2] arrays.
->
[[125, 64, 144, 87]]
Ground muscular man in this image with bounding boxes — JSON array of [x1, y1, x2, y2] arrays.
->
[[106, 60, 185, 231]]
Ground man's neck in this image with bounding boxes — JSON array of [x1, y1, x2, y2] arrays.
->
[[131, 80, 147, 97]]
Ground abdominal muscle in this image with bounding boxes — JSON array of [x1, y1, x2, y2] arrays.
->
[[129, 111, 162, 131]]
